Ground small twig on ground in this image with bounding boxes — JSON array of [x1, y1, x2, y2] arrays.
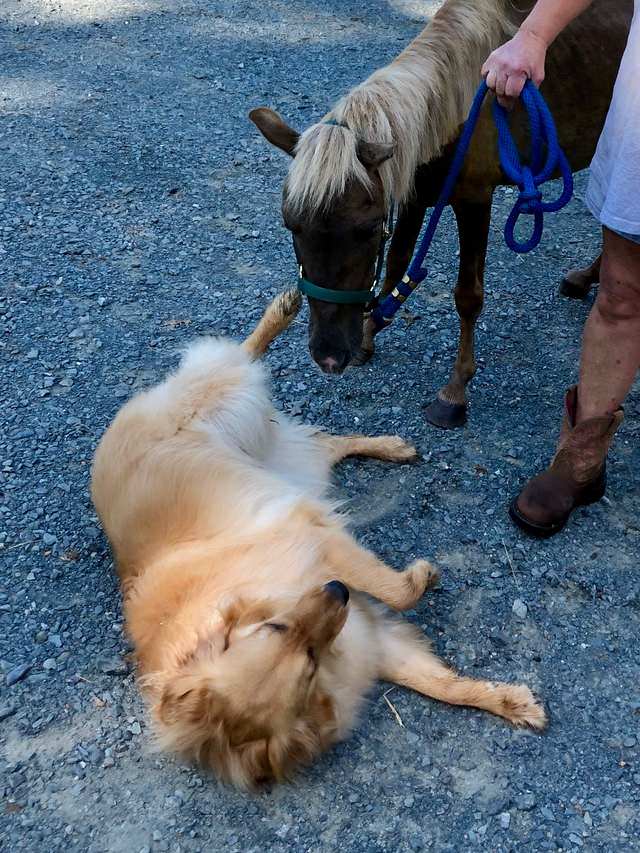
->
[[383, 688, 404, 728], [501, 538, 521, 592], [0, 541, 32, 552]]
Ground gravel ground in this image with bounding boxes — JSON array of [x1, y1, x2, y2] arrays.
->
[[1, 1, 639, 851]]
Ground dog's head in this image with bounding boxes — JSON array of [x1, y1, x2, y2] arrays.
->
[[148, 581, 350, 788]]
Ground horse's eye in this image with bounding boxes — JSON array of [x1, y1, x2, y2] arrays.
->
[[354, 222, 381, 240], [266, 622, 288, 633]]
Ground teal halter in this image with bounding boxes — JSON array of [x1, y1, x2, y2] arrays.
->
[[297, 274, 377, 304]]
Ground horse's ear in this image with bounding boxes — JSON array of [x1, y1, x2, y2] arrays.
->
[[357, 140, 395, 169], [249, 108, 299, 156]]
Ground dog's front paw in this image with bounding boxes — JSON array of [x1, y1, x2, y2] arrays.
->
[[400, 559, 440, 608], [497, 684, 548, 730], [279, 287, 303, 319], [380, 435, 420, 463]]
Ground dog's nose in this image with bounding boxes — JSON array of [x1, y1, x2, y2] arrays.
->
[[323, 580, 349, 606]]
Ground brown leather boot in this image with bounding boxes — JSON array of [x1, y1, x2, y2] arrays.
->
[[509, 387, 623, 537]]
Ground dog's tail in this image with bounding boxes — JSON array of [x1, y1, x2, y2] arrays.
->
[[242, 288, 302, 360]]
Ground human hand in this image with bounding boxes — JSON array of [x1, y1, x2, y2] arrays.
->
[[481, 28, 547, 110]]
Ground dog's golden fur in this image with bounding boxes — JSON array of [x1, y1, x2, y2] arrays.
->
[[91, 290, 546, 789]]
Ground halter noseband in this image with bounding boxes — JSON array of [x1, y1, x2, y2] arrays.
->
[[295, 117, 395, 307]]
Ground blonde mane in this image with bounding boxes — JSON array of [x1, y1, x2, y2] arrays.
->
[[286, 0, 515, 216]]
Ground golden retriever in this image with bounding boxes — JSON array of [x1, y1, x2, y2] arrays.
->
[[91, 290, 546, 789]]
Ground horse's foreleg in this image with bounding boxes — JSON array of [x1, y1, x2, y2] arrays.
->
[[352, 197, 429, 366], [559, 253, 601, 300], [424, 198, 491, 429]]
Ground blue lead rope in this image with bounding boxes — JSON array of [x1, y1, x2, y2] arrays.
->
[[370, 79, 573, 333]]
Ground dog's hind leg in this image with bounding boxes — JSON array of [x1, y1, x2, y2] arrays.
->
[[322, 529, 438, 610], [242, 289, 302, 360], [319, 434, 418, 466], [378, 621, 547, 729]]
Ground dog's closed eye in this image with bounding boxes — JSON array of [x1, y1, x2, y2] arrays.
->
[[266, 622, 288, 633]]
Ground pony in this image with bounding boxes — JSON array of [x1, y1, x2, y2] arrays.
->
[[250, 0, 632, 427]]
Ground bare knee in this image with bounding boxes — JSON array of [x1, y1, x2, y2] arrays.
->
[[596, 271, 640, 325], [597, 231, 640, 324]]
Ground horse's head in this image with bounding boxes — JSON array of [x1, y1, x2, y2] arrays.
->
[[250, 108, 394, 374]]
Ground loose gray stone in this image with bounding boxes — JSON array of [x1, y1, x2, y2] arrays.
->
[[516, 793, 536, 812], [486, 796, 511, 816], [6, 663, 32, 686], [512, 599, 528, 619], [99, 658, 128, 676], [88, 746, 104, 765], [0, 703, 17, 722]]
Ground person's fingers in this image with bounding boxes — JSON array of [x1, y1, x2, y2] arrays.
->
[[484, 68, 497, 91], [495, 71, 507, 97], [505, 72, 527, 99], [531, 68, 545, 88], [481, 48, 498, 78]]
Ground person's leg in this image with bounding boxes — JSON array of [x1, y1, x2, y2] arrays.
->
[[577, 227, 640, 419], [510, 226, 639, 537]]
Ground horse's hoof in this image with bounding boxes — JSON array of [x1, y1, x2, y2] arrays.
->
[[559, 277, 593, 300], [423, 397, 468, 429], [350, 348, 374, 367]]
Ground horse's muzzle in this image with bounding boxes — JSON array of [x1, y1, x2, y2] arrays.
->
[[313, 350, 351, 374]]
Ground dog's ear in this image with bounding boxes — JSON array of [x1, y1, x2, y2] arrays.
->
[[249, 107, 299, 156], [194, 610, 229, 657], [226, 702, 334, 788], [157, 673, 221, 727], [169, 611, 229, 671], [218, 594, 275, 634], [192, 594, 264, 655], [264, 692, 337, 783], [156, 674, 274, 788], [232, 738, 273, 787]]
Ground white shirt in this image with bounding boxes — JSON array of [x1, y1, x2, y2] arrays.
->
[[586, 0, 640, 236]]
